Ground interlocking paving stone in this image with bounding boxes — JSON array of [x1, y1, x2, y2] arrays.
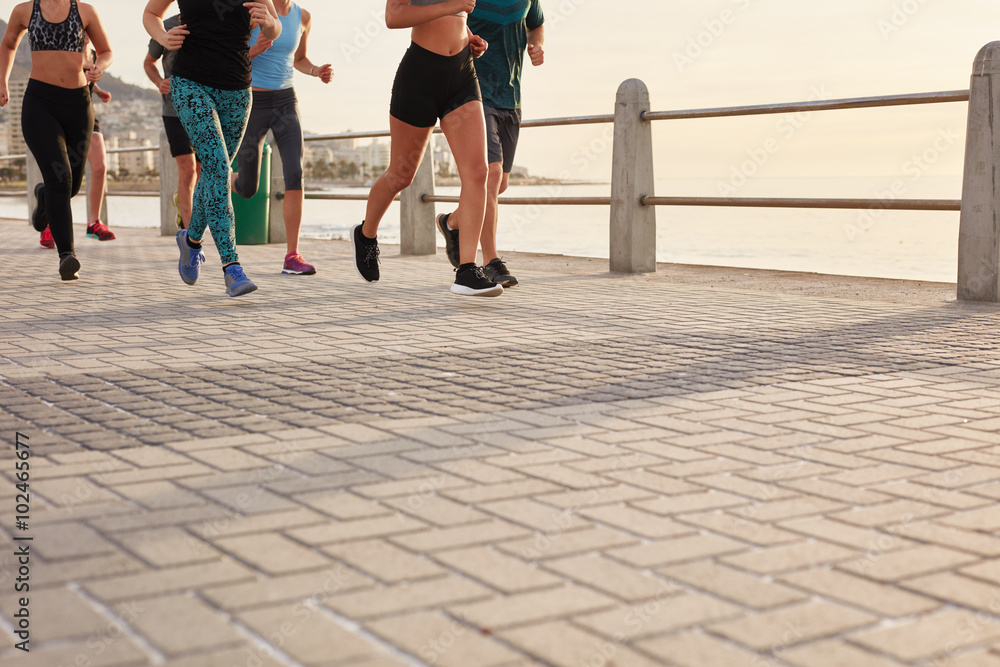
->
[[4, 224, 1000, 664]]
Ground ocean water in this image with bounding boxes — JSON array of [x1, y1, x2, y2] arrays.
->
[[0, 177, 961, 283]]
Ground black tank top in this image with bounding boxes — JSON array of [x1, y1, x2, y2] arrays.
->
[[170, 0, 252, 91]]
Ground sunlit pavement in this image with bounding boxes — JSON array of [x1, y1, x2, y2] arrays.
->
[[2, 220, 1000, 666]]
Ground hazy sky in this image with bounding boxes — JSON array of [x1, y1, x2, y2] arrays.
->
[[6, 0, 999, 183]]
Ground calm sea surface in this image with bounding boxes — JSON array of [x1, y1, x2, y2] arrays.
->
[[0, 177, 961, 283]]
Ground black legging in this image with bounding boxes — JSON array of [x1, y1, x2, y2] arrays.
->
[[21, 79, 94, 258]]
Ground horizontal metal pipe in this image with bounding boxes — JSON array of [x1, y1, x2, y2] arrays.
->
[[520, 114, 615, 128], [642, 90, 970, 121], [0, 89, 972, 161], [421, 194, 611, 205], [105, 191, 159, 197], [304, 193, 398, 201], [641, 195, 961, 211], [302, 115, 614, 143]]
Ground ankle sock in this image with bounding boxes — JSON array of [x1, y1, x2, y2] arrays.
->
[[186, 236, 201, 250]]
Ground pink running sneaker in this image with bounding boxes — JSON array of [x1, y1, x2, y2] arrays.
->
[[39, 227, 54, 249], [282, 252, 316, 275], [86, 220, 116, 241]]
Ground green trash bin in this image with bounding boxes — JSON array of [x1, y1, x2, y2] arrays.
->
[[231, 142, 271, 245]]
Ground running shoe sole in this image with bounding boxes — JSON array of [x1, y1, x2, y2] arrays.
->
[[59, 255, 80, 281], [450, 283, 504, 297], [282, 267, 317, 275], [226, 281, 258, 297], [491, 275, 518, 288]]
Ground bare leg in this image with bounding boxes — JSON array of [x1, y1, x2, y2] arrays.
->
[[86, 132, 107, 223], [283, 189, 303, 255], [479, 164, 506, 264], [176, 155, 198, 229], [362, 116, 434, 239], [440, 101, 488, 265]]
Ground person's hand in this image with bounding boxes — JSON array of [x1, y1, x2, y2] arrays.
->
[[165, 23, 188, 50], [452, 0, 476, 14], [469, 34, 487, 58], [244, 2, 276, 30], [159, 78, 171, 95], [85, 65, 103, 83], [527, 43, 544, 66], [250, 37, 273, 58], [314, 64, 333, 84], [96, 88, 112, 103], [0, 84, 8, 107]]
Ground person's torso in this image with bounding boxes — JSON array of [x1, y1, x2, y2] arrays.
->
[[28, 0, 85, 53], [171, 0, 253, 90], [250, 3, 303, 90], [468, 0, 543, 109]]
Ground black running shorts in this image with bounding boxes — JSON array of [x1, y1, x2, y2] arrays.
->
[[389, 42, 482, 128]]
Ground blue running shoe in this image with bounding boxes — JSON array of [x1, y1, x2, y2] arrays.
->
[[224, 264, 258, 297], [176, 229, 205, 285]]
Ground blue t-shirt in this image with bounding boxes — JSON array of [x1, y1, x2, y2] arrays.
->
[[468, 0, 544, 110], [249, 3, 303, 90]]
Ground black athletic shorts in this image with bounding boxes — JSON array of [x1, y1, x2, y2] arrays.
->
[[92, 116, 101, 135], [390, 42, 482, 128], [484, 106, 521, 173], [162, 115, 194, 158]]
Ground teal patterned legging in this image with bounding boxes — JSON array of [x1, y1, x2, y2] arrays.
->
[[170, 76, 250, 266]]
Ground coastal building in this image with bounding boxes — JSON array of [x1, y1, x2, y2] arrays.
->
[[6, 79, 27, 156], [107, 132, 155, 177]]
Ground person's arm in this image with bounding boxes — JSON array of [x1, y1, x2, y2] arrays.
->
[[93, 82, 112, 103], [293, 9, 332, 83], [527, 24, 544, 66], [143, 0, 187, 50], [143, 53, 164, 87], [0, 3, 29, 107], [385, 0, 476, 29], [80, 3, 113, 81], [245, 1, 281, 41], [468, 27, 487, 59], [249, 35, 273, 59]]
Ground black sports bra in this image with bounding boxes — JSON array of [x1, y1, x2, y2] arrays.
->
[[28, 0, 85, 53]]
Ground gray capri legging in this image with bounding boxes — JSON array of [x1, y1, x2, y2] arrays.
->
[[234, 88, 304, 197]]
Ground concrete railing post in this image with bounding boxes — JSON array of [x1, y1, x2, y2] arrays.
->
[[959, 42, 1000, 301], [610, 78, 656, 274], [159, 129, 178, 236], [400, 143, 436, 255], [266, 130, 286, 245], [26, 152, 41, 222]]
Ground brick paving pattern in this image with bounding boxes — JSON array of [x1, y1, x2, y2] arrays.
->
[[2, 222, 1000, 665]]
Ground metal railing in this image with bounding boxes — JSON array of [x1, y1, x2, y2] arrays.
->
[[9, 41, 1000, 301]]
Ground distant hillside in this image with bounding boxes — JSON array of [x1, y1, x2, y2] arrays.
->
[[0, 18, 157, 114]]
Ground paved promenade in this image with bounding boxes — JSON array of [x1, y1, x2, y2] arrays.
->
[[3, 220, 1000, 666]]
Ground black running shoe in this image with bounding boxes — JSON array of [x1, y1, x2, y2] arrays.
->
[[484, 257, 518, 288], [58, 253, 80, 281], [31, 183, 47, 232], [351, 223, 380, 282], [437, 212, 460, 268], [451, 263, 503, 297]]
